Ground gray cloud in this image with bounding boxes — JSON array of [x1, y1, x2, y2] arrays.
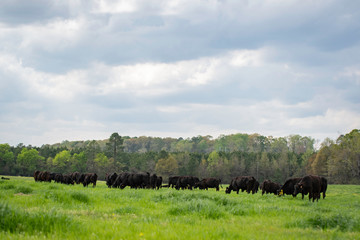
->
[[0, 0, 359, 146]]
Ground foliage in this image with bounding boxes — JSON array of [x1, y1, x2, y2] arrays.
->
[[310, 129, 360, 184], [0, 130, 359, 184], [16, 148, 44, 176]]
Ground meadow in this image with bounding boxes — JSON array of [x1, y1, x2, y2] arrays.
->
[[0, 176, 359, 240]]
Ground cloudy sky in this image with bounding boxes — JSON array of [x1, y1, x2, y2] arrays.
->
[[1, 0, 359, 146]]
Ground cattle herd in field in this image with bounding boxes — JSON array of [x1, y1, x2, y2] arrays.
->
[[33, 170, 328, 202], [34, 170, 97, 187]]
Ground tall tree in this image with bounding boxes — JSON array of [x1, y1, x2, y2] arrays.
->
[[155, 155, 178, 178], [0, 144, 15, 175], [106, 133, 124, 159], [16, 148, 44, 176]]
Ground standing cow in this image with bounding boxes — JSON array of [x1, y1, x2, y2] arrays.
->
[[294, 175, 322, 202], [261, 180, 281, 195], [277, 177, 303, 198], [106, 172, 118, 188], [226, 176, 258, 194], [195, 178, 222, 191]]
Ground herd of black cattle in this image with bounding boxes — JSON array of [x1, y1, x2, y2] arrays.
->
[[33, 170, 327, 202]]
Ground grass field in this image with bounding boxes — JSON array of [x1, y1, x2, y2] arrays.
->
[[0, 176, 359, 239]]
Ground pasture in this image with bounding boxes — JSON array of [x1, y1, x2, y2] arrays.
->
[[0, 176, 359, 239]]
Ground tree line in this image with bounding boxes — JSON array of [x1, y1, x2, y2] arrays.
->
[[0, 130, 359, 184]]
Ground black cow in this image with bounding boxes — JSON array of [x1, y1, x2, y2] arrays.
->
[[106, 172, 118, 188], [112, 172, 130, 188], [294, 175, 322, 202], [277, 177, 303, 198], [168, 176, 180, 188], [175, 176, 200, 190], [54, 173, 63, 183], [38, 171, 51, 182], [156, 176, 163, 190], [261, 180, 281, 195], [62, 174, 74, 185], [320, 176, 328, 199], [34, 170, 41, 182], [195, 178, 221, 191], [149, 174, 163, 190], [225, 176, 257, 194], [252, 180, 260, 194], [150, 174, 158, 189], [82, 173, 97, 187], [1, 177, 10, 180], [120, 172, 150, 189], [71, 172, 81, 184]]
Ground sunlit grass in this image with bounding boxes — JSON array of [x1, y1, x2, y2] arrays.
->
[[0, 175, 359, 239]]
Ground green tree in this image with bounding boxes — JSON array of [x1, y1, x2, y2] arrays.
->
[[0, 144, 15, 175], [52, 150, 72, 173], [16, 148, 44, 176], [71, 151, 87, 173], [155, 155, 178, 178], [86, 140, 101, 172], [106, 133, 124, 159], [207, 151, 229, 179], [94, 152, 109, 179]]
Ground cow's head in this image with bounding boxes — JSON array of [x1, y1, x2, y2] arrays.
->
[[277, 189, 284, 196], [294, 183, 303, 195]]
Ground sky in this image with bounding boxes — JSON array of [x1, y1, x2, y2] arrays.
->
[[0, 0, 359, 147]]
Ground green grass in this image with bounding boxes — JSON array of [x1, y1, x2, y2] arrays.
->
[[0, 176, 359, 239]]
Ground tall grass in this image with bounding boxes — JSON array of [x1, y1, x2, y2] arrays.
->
[[0, 202, 78, 235], [0, 176, 359, 239]]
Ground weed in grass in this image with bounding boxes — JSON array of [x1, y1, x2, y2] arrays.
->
[[15, 186, 33, 194], [48, 185, 58, 190], [114, 206, 138, 215], [307, 213, 360, 232], [70, 192, 90, 203], [0, 184, 15, 190], [168, 199, 226, 219], [287, 213, 360, 232]]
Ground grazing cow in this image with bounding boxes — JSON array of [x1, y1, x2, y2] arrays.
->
[[119, 172, 150, 189], [106, 172, 118, 188], [156, 176, 163, 190], [150, 174, 158, 189], [82, 173, 98, 187], [261, 180, 281, 195], [252, 180, 260, 194], [225, 176, 258, 194], [294, 175, 322, 202], [277, 178, 303, 198], [320, 176, 328, 199], [1, 177, 10, 180], [54, 173, 63, 183], [175, 176, 200, 190], [39, 171, 51, 182], [149, 174, 163, 190], [62, 174, 74, 185], [168, 176, 180, 188], [195, 178, 222, 191], [112, 172, 130, 188], [34, 170, 41, 182], [71, 172, 81, 184]]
